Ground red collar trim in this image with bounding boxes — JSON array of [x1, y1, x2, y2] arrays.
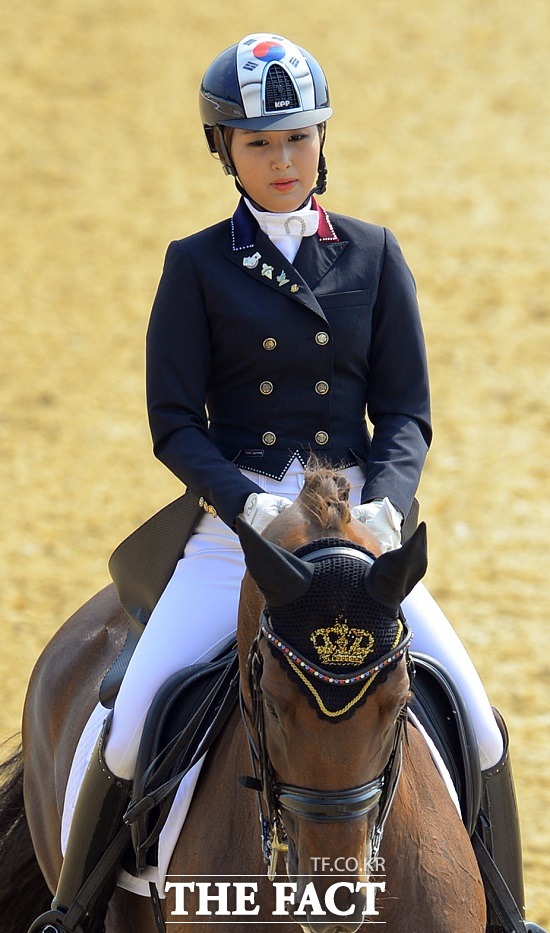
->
[[312, 198, 339, 242]]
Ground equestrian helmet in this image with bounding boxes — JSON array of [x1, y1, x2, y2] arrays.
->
[[200, 33, 332, 155]]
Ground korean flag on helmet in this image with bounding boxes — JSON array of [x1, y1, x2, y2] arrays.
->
[[237, 35, 316, 119]]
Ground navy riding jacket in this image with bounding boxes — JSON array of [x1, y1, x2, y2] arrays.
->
[[146, 199, 432, 528]]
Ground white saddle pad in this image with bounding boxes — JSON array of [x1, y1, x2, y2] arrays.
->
[[408, 708, 461, 815]]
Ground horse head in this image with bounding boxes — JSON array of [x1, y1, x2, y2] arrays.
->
[[236, 469, 427, 933]]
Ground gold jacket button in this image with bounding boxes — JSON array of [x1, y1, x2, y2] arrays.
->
[[260, 381, 274, 395], [263, 337, 277, 350], [315, 331, 329, 346], [262, 431, 276, 446], [315, 381, 329, 395], [315, 431, 329, 445]]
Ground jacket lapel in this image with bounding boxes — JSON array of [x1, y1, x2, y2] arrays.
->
[[293, 199, 348, 289], [292, 232, 348, 291], [224, 200, 347, 320]]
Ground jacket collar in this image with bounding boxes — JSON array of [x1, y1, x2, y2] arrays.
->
[[230, 197, 339, 251], [227, 199, 348, 314], [230, 198, 258, 252]]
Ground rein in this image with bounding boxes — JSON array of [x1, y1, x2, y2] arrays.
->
[[240, 542, 413, 879]]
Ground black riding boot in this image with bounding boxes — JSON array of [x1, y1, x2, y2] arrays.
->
[[476, 709, 547, 933], [27, 717, 131, 933]]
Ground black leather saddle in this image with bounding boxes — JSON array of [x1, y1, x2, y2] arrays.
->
[[408, 651, 481, 836]]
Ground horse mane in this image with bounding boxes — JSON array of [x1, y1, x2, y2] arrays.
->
[[300, 462, 351, 531]]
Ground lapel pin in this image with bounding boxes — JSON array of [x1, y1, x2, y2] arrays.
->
[[277, 270, 290, 287], [261, 263, 274, 280], [291, 284, 300, 293], [243, 252, 261, 269]]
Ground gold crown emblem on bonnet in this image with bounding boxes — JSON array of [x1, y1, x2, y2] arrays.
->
[[310, 619, 374, 667]]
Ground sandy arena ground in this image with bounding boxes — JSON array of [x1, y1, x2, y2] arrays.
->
[[1, 0, 549, 924]]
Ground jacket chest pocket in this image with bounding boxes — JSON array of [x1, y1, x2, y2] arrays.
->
[[317, 289, 372, 310], [317, 290, 373, 359]]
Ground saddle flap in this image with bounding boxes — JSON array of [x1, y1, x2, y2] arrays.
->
[[126, 637, 239, 872], [408, 652, 482, 836]]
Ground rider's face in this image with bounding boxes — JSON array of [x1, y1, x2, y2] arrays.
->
[[230, 126, 321, 212]]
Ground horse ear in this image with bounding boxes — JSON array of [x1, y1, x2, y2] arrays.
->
[[363, 522, 428, 611], [235, 516, 315, 607]]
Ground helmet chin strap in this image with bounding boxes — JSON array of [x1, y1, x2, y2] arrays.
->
[[216, 131, 238, 178]]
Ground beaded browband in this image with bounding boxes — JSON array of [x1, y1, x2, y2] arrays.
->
[[260, 610, 412, 687]]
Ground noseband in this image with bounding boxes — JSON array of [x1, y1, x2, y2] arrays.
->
[[240, 543, 412, 878], [275, 778, 385, 823]]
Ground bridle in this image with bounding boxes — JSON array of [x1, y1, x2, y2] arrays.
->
[[240, 544, 413, 879]]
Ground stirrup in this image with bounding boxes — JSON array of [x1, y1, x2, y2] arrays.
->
[[26, 906, 83, 933]]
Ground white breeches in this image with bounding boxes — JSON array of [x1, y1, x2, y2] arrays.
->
[[104, 461, 503, 779]]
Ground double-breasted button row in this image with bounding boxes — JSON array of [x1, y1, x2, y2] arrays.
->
[[198, 496, 217, 517], [260, 380, 329, 396], [259, 330, 330, 448], [263, 333, 329, 349], [262, 431, 329, 446]]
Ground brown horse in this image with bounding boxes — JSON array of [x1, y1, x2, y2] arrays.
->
[[0, 468, 486, 932]]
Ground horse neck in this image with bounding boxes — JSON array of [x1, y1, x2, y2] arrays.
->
[[265, 498, 381, 556]]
